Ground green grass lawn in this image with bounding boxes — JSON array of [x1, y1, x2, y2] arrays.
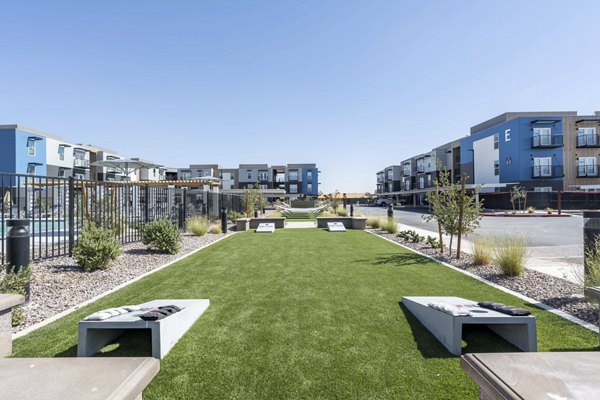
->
[[13, 230, 598, 399]]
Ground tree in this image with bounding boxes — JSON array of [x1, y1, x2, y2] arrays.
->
[[426, 161, 483, 257], [510, 186, 527, 213], [242, 183, 264, 217]]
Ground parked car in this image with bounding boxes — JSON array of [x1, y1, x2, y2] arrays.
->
[[374, 198, 396, 207]]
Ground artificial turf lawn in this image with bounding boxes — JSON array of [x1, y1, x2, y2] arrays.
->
[[12, 230, 599, 399]]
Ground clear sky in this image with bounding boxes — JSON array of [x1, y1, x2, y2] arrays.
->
[[1, 1, 599, 193]]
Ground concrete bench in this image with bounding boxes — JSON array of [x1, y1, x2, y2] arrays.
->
[[78, 299, 209, 359], [256, 223, 275, 233], [0, 293, 25, 357], [402, 296, 537, 356], [0, 357, 159, 400], [461, 352, 600, 400]]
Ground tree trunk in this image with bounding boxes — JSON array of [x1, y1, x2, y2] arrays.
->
[[456, 176, 466, 259], [437, 221, 444, 253]]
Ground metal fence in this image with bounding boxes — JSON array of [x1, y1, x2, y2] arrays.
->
[[479, 190, 600, 211], [0, 172, 244, 263]]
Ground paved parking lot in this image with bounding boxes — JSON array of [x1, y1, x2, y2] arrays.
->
[[355, 206, 584, 282]]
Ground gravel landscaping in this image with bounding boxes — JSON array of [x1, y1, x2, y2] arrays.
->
[[371, 229, 600, 327], [13, 232, 229, 333]]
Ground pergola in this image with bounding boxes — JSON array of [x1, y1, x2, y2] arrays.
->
[[91, 158, 161, 180]]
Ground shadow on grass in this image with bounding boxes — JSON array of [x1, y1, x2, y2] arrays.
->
[[399, 302, 520, 358], [54, 330, 153, 358], [365, 252, 429, 267]]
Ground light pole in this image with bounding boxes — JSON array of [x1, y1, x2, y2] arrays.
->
[[468, 149, 475, 185]]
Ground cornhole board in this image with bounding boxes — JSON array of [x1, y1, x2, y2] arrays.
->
[[461, 352, 600, 400], [256, 223, 275, 233], [327, 222, 346, 232], [78, 299, 209, 359], [402, 296, 537, 356], [0, 357, 159, 400]]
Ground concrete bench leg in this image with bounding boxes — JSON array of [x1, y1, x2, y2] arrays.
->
[[78, 328, 126, 357], [0, 308, 13, 357], [487, 322, 537, 352]]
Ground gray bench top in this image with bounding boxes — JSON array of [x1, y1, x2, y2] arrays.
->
[[461, 352, 600, 400], [403, 296, 534, 321], [0, 357, 159, 400], [0, 293, 25, 311]]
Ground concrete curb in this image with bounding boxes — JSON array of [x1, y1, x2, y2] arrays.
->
[[13, 232, 237, 339], [368, 230, 599, 334]]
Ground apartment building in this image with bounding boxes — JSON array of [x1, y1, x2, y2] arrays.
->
[[0, 125, 48, 176], [375, 111, 600, 203]]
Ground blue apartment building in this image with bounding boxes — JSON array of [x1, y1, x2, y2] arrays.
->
[[0, 125, 47, 176]]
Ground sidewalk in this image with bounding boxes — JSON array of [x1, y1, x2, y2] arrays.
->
[[395, 222, 582, 284]]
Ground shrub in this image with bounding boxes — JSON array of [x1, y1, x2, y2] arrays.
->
[[545, 207, 553, 215], [472, 236, 494, 266], [526, 206, 536, 214], [409, 231, 425, 243], [380, 218, 398, 234], [73, 225, 121, 272], [584, 237, 600, 288], [426, 235, 440, 248], [397, 230, 412, 241], [208, 223, 222, 234], [0, 265, 31, 326], [494, 235, 528, 276], [227, 211, 244, 222], [336, 208, 348, 217], [367, 217, 382, 229], [142, 219, 181, 254], [187, 216, 209, 236]]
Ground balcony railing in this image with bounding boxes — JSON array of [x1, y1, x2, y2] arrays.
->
[[577, 133, 600, 148], [532, 165, 563, 178], [416, 166, 425, 173], [577, 165, 599, 177], [403, 170, 411, 176], [532, 134, 563, 148], [73, 159, 90, 168]]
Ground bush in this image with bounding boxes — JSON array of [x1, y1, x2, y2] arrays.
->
[[545, 207, 553, 215], [367, 217, 382, 229], [142, 219, 181, 254], [378, 218, 398, 234], [409, 231, 425, 243], [526, 206, 536, 214], [73, 225, 121, 272], [336, 208, 348, 217], [426, 235, 440, 248], [228, 211, 244, 222], [584, 237, 600, 288], [472, 236, 494, 266], [494, 235, 528, 276], [208, 223, 222, 234], [0, 265, 32, 326], [187, 216, 209, 236]]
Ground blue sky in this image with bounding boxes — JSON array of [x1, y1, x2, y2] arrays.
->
[[1, 1, 599, 193]]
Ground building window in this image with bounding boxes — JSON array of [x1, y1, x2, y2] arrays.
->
[[419, 177, 424, 189], [533, 187, 552, 192], [403, 165, 411, 176], [58, 168, 66, 178], [404, 180, 411, 191], [494, 160, 499, 176], [27, 164, 36, 175], [578, 127, 597, 146], [247, 171, 252, 180], [259, 184, 267, 190], [386, 170, 393, 180], [307, 183, 313, 193], [27, 138, 36, 156], [427, 175, 432, 186], [307, 171, 312, 180], [416, 159, 425, 173], [289, 184, 298, 193], [578, 157, 598, 177], [533, 127, 552, 146], [58, 146, 65, 160], [533, 157, 552, 177], [288, 170, 299, 181], [258, 171, 268, 181], [494, 134, 499, 149], [181, 171, 191, 180], [74, 173, 85, 180]]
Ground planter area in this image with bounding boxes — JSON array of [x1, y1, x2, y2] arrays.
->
[[370, 229, 599, 327], [12, 232, 227, 333]]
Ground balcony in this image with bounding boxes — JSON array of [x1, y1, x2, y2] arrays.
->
[[532, 165, 563, 178], [403, 170, 411, 176], [416, 166, 425, 173], [577, 133, 600, 148], [73, 158, 90, 168], [577, 165, 600, 177], [531, 134, 563, 148]]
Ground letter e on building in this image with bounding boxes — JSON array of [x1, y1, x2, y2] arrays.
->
[[504, 128, 511, 142]]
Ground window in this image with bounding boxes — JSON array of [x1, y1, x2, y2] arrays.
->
[[419, 177, 424, 189], [288, 170, 299, 181], [258, 170, 268, 181], [259, 184, 268, 190], [416, 159, 425, 173], [247, 171, 252, 180], [74, 173, 85, 180], [181, 171, 191, 180], [58, 168, 66, 178], [404, 180, 411, 191], [27, 164, 36, 175], [493, 133, 499, 149], [494, 160, 499, 176], [533, 127, 552, 146], [403, 165, 411, 176], [386, 169, 393, 180], [27, 138, 36, 156], [578, 157, 598, 177], [578, 127, 597, 146], [307, 183, 313, 193], [533, 157, 552, 177], [307, 171, 312, 180], [289, 184, 298, 193], [427, 175, 432, 186], [58, 146, 65, 160], [534, 187, 552, 192]]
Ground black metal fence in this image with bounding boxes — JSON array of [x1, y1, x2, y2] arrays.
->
[[479, 191, 600, 211], [0, 172, 243, 263]]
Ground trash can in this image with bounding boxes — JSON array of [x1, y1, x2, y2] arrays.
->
[[583, 211, 600, 288], [6, 219, 30, 273]]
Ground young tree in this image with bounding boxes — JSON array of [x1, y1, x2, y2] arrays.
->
[[242, 183, 264, 217], [510, 186, 527, 213], [426, 162, 483, 257]]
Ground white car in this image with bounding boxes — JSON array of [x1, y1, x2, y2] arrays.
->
[[374, 198, 396, 207]]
